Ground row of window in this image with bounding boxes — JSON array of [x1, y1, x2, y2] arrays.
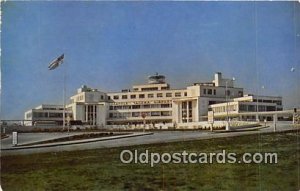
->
[[181, 101, 193, 121], [212, 104, 279, 113], [42, 108, 63, 110], [72, 94, 106, 104], [109, 104, 172, 110], [203, 88, 243, 97], [110, 100, 172, 106], [203, 88, 217, 95], [239, 105, 277, 112], [32, 112, 66, 118], [109, 111, 172, 119], [84, 105, 97, 123], [133, 86, 170, 92], [26, 113, 32, 118], [212, 105, 238, 113], [76, 95, 84, 101], [87, 94, 105, 100], [84, 105, 98, 113], [253, 99, 282, 105], [141, 87, 158, 91], [109, 92, 187, 100]]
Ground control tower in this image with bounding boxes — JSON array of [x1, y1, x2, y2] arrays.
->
[[148, 73, 166, 84]]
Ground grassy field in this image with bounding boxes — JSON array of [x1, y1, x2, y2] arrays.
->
[[1, 131, 300, 191]]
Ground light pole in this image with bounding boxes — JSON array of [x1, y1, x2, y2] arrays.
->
[[261, 85, 265, 121], [225, 77, 235, 131], [225, 81, 229, 130], [256, 85, 265, 122], [291, 67, 298, 125], [141, 112, 146, 132], [63, 60, 66, 132]]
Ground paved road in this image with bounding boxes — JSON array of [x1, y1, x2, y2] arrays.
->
[[1, 132, 86, 146], [1, 122, 299, 156]]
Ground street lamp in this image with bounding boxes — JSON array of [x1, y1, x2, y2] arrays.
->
[[256, 85, 265, 122], [291, 67, 298, 125], [141, 112, 146, 132], [225, 77, 235, 131], [261, 85, 265, 111]]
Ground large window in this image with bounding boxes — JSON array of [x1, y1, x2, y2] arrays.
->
[[151, 104, 160, 108], [132, 112, 140, 117], [248, 105, 255, 112], [175, 92, 181, 97], [151, 111, 161, 116], [123, 105, 131, 110], [273, 100, 282, 105], [239, 104, 247, 112], [188, 101, 192, 118], [266, 106, 276, 111], [122, 95, 128, 99], [264, 100, 273, 103], [49, 112, 63, 118], [161, 111, 171, 116], [109, 112, 131, 119], [26, 112, 32, 118], [113, 95, 119, 100], [132, 105, 141, 109], [130, 95, 136, 99], [143, 104, 151, 109], [226, 90, 231, 96], [141, 87, 158, 91], [208, 89, 212, 95], [166, 93, 172, 97], [139, 94, 145, 98], [208, 101, 216, 105], [148, 94, 154, 98], [238, 91, 243, 97], [33, 112, 48, 118], [114, 106, 123, 110], [161, 104, 171, 108], [157, 93, 163, 98]]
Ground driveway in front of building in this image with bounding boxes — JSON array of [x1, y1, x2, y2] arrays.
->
[[1, 122, 298, 156]]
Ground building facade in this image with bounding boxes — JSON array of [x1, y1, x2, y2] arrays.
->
[[24, 104, 72, 126], [25, 72, 283, 127], [67, 85, 108, 127], [66, 72, 246, 126], [209, 94, 283, 121]]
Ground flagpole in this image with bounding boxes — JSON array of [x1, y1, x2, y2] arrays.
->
[[48, 54, 65, 131], [63, 59, 66, 131], [64, 57, 69, 133]]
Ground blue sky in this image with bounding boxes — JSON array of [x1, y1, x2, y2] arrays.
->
[[2, 1, 300, 119]]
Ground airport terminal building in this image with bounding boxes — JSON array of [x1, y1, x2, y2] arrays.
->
[[25, 73, 283, 127], [24, 104, 72, 126]]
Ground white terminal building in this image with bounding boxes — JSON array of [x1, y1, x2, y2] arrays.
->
[[25, 72, 283, 126], [24, 104, 72, 126]]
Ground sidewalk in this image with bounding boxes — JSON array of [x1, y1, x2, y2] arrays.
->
[[2, 132, 153, 150], [2, 124, 299, 156]]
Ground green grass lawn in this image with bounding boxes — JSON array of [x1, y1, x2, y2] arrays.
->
[[2, 131, 300, 191]]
